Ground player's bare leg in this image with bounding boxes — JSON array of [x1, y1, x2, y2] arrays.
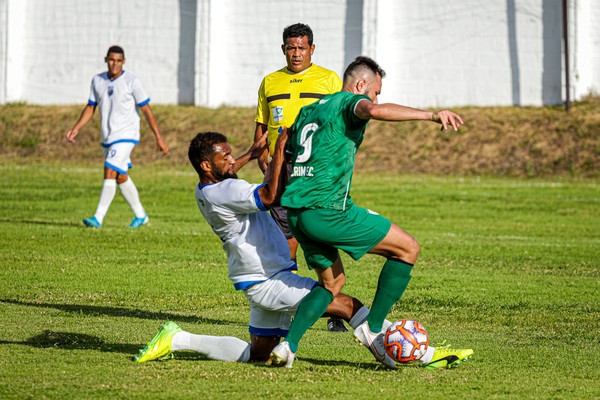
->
[[287, 237, 299, 261], [364, 222, 419, 334], [317, 256, 349, 331], [315, 256, 346, 296], [368, 223, 420, 263], [250, 335, 281, 362]]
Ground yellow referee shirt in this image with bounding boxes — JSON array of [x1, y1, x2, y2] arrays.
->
[[255, 64, 342, 155]]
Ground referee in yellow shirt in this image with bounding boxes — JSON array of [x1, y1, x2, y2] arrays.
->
[[253, 23, 346, 332]]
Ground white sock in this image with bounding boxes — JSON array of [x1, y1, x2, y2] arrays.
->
[[382, 318, 393, 332], [171, 331, 251, 363], [349, 306, 370, 329], [419, 346, 436, 364], [119, 177, 146, 218], [94, 179, 117, 224], [348, 306, 392, 333]]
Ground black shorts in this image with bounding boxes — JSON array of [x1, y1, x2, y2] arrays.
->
[[270, 163, 294, 239]]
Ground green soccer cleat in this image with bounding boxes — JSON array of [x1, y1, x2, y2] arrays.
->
[[423, 345, 473, 370], [134, 321, 182, 363]]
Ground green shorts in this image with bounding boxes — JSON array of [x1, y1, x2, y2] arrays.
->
[[287, 205, 392, 270]]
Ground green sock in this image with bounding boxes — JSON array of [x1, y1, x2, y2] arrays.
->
[[285, 286, 334, 353], [367, 259, 413, 333]]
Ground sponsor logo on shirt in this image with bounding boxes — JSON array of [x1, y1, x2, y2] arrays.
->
[[272, 106, 283, 123], [289, 78, 303, 83], [108, 86, 114, 96], [291, 165, 314, 177]]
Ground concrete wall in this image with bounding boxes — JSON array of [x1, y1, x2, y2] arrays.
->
[[370, 0, 565, 107], [0, 0, 597, 107]]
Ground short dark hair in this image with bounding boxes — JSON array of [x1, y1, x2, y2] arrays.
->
[[188, 132, 228, 176], [106, 45, 125, 57], [343, 56, 386, 82], [283, 23, 313, 46]]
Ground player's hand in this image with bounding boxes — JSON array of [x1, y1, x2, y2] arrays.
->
[[248, 132, 269, 161], [274, 126, 289, 151], [156, 136, 169, 155], [432, 110, 464, 131], [66, 128, 79, 143]]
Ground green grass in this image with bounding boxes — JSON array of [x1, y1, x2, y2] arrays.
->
[[0, 161, 598, 399]]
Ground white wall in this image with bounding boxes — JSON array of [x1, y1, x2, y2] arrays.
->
[[195, 0, 350, 107], [0, 0, 597, 107], [574, 0, 600, 97], [0, 0, 9, 104], [372, 0, 565, 107], [1, 0, 182, 105]]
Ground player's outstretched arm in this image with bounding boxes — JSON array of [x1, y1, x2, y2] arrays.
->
[[258, 128, 289, 209], [140, 104, 169, 155], [253, 122, 270, 173], [233, 132, 268, 173], [430, 110, 464, 131], [355, 100, 463, 131], [66, 104, 96, 143]]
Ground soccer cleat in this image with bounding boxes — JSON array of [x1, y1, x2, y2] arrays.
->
[[270, 341, 295, 368], [83, 216, 102, 228], [129, 215, 149, 228], [423, 346, 474, 370], [353, 321, 396, 369], [134, 321, 182, 363], [327, 317, 348, 332]]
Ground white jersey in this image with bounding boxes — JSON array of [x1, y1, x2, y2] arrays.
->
[[88, 71, 150, 146], [195, 179, 296, 290]]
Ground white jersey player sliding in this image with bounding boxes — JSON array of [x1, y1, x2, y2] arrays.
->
[[134, 130, 392, 366]]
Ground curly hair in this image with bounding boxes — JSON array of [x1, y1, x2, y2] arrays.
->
[[188, 132, 228, 176]]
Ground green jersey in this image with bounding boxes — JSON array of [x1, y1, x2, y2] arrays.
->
[[281, 91, 371, 210]]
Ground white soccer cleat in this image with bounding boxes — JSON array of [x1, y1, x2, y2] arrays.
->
[[353, 321, 396, 369], [270, 341, 295, 368]]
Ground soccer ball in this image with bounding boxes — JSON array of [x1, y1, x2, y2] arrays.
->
[[384, 319, 429, 363]]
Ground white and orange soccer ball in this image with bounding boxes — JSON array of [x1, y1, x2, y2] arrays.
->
[[384, 319, 429, 363]]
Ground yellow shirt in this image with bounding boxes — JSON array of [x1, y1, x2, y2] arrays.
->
[[255, 64, 342, 155]]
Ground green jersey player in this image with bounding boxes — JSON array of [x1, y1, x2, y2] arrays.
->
[[271, 56, 473, 370], [282, 90, 370, 211]]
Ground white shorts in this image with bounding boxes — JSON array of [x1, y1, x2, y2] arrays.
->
[[103, 142, 135, 175], [243, 270, 318, 337]]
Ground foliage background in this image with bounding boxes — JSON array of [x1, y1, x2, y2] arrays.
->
[[1, 98, 599, 177]]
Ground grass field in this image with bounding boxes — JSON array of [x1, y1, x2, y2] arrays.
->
[[0, 161, 598, 399]]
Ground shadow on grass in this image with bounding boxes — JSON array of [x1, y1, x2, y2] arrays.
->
[[0, 299, 390, 370], [250, 357, 386, 370], [0, 298, 236, 326], [0, 331, 388, 369], [0, 330, 140, 355], [112, 351, 386, 370], [150, 354, 385, 370], [0, 217, 82, 227]]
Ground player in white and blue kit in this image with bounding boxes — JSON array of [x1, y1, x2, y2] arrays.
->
[[134, 131, 381, 365], [66, 45, 168, 228]]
